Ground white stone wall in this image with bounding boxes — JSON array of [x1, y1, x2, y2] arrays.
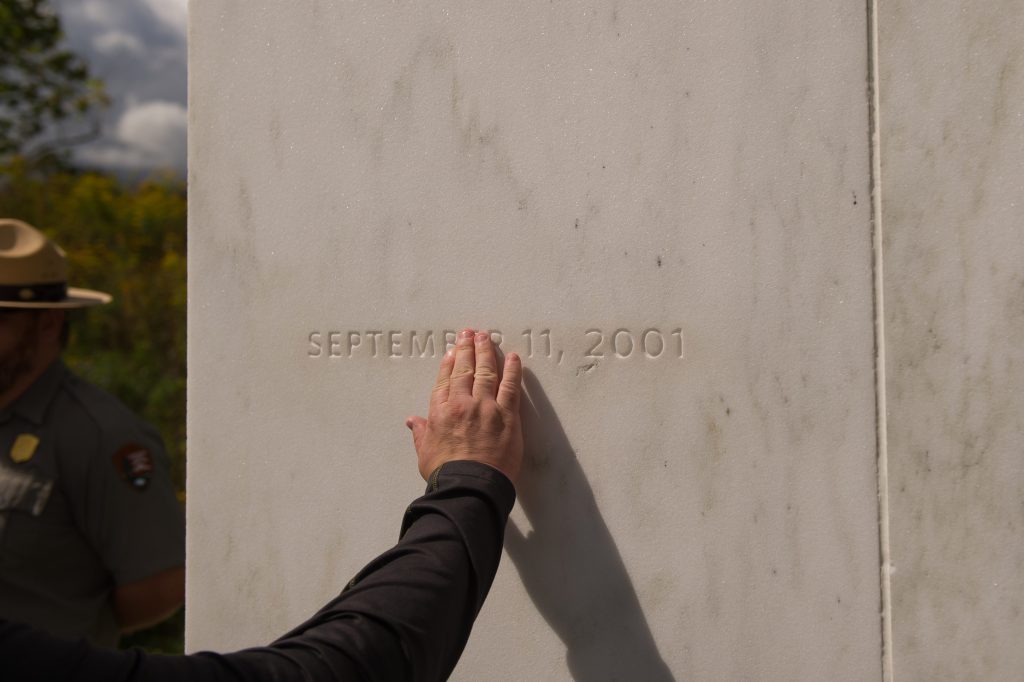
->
[[186, 1, 1023, 679], [879, 2, 1024, 679]]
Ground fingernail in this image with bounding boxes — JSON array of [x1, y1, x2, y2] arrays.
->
[[508, 352, 519, 362], [445, 348, 455, 359], [475, 332, 489, 343], [458, 329, 474, 340]]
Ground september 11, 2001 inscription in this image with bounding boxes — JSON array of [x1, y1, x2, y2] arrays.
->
[[308, 328, 685, 366]]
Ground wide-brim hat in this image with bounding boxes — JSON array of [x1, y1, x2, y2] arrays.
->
[[0, 218, 112, 309]]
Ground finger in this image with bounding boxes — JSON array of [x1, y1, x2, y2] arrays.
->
[[429, 348, 456, 414], [495, 352, 522, 412], [495, 343, 505, 384], [405, 415, 427, 449], [472, 331, 499, 398], [449, 328, 476, 397]]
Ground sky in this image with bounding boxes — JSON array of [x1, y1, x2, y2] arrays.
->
[[54, 0, 188, 177]]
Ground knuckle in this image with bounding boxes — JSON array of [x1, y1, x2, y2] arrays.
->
[[446, 401, 468, 420], [474, 368, 498, 382]]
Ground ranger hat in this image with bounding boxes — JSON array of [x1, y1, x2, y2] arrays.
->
[[0, 218, 112, 309]]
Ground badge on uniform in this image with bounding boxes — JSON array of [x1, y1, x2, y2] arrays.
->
[[10, 434, 40, 464], [112, 443, 154, 491]]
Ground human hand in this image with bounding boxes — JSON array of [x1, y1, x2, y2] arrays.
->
[[405, 328, 523, 486]]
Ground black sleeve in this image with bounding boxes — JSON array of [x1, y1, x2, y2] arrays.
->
[[0, 460, 516, 682]]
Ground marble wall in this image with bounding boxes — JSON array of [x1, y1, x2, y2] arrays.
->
[[880, 1, 1024, 679], [187, 1, 1022, 679]]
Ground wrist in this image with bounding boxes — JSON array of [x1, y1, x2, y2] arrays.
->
[[426, 459, 516, 493]]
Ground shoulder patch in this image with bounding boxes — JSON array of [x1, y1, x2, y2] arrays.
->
[[112, 444, 154, 491], [10, 434, 40, 464]]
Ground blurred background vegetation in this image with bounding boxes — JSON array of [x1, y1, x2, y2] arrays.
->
[[1, 0, 187, 653], [0, 161, 187, 494]]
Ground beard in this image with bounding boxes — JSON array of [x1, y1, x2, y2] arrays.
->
[[0, 317, 40, 395]]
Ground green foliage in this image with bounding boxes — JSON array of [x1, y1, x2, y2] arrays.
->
[[0, 159, 187, 494], [0, 0, 108, 161]]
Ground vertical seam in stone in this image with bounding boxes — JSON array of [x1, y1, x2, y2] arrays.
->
[[184, 0, 197, 653], [866, 0, 894, 680]]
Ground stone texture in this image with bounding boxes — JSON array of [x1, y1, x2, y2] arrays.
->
[[879, 2, 1024, 679], [187, 2, 883, 679]]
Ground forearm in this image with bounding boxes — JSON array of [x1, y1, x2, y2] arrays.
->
[[114, 566, 186, 633], [250, 459, 516, 680]]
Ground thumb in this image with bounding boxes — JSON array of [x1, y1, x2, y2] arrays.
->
[[405, 415, 427, 448]]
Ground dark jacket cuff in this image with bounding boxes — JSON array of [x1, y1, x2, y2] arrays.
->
[[426, 460, 516, 517]]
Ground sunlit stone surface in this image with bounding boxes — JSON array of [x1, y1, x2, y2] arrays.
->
[[188, 2, 885, 678], [880, 2, 1024, 680]]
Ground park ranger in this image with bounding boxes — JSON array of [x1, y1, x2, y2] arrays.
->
[[0, 218, 184, 646]]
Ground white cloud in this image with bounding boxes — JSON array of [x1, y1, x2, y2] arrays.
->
[[139, 0, 187, 36], [79, 100, 187, 171], [93, 30, 144, 55], [118, 100, 187, 159]]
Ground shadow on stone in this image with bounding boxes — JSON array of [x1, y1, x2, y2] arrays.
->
[[504, 370, 676, 681]]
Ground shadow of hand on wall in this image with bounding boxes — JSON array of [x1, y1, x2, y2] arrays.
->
[[504, 371, 675, 681]]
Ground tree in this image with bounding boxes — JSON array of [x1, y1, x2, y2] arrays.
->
[[0, 0, 107, 162]]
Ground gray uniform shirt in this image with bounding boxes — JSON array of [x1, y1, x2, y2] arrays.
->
[[0, 361, 185, 646]]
